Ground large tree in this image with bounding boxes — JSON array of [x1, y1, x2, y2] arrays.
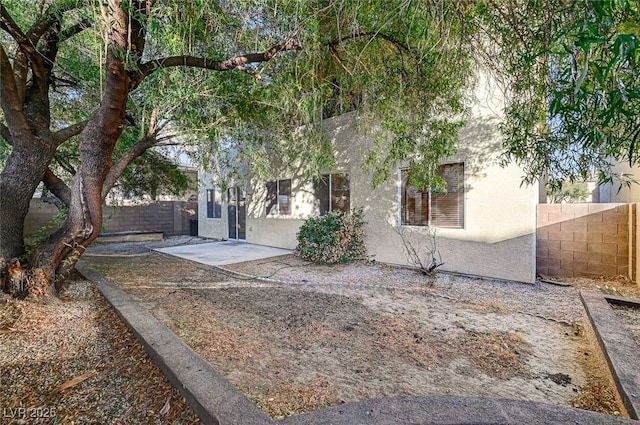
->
[[0, 0, 474, 297]]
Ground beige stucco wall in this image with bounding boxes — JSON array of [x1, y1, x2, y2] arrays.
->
[[198, 72, 538, 283], [321, 112, 538, 283], [599, 162, 640, 203]]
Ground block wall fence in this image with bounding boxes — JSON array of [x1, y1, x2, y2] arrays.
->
[[537, 203, 639, 282], [25, 199, 198, 238]]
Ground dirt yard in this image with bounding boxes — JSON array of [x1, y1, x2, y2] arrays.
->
[[79, 238, 635, 420]]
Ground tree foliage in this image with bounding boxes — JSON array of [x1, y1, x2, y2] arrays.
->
[[470, 0, 639, 186], [546, 181, 590, 203]]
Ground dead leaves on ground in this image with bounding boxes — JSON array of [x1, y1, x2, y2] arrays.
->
[[0, 280, 201, 424], [54, 371, 96, 394]]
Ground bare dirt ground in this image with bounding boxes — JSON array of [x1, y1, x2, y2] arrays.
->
[[79, 237, 637, 420]]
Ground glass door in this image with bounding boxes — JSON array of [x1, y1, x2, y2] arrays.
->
[[227, 187, 246, 240]]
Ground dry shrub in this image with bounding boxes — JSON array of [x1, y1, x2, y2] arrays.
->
[[458, 330, 531, 379], [296, 209, 366, 264]]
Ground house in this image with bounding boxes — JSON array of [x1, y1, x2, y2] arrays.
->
[[198, 74, 539, 284]]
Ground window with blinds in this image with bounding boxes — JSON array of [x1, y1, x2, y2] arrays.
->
[[401, 163, 464, 229]]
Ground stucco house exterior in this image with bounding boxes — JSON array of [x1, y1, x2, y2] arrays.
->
[[597, 161, 640, 204], [198, 75, 539, 284]]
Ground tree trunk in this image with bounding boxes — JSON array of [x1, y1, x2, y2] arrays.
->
[[0, 133, 58, 295], [2, 48, 129, 298]]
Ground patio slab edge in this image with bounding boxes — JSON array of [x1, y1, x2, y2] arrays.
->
[[580, 290, 640, 419], [75, 261, 272, 425]]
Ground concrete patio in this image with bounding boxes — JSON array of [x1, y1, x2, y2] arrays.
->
[[154, 240, 293, 266]]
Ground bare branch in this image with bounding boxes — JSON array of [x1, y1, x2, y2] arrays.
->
[[42, 168, 71, 207], [53, 120, 88, 146], [51, 75, 79, 89], [133, 39, 303, 89], [395, 226, 444, 276]]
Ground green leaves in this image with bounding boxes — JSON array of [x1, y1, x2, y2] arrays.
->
[[474, 0, 639, 186], [2, 0, 479, 200], [118, 150, 193, 201]]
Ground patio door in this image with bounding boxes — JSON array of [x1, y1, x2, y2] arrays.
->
[[227, 187, 246, 240]]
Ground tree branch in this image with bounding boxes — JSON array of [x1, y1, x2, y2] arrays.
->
[[328, 31, 424, 77], [59, 18, 92, 43], [53, 120, 88, 146], [26, 0, 80, 45], [42, 168, 71, 207], [129, 0, 148, 67], [0, 5, 36, 57], [0, 44, 32, 141], [12, 50, 28, 105], [0, 4, 47, 84], [1, 3, 53, 111], [53, 153, 77, 176], [102, 135, 159, 198], [133, 39, 303, 89]]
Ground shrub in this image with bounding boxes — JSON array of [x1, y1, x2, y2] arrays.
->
[[296, 208, 367, 264]]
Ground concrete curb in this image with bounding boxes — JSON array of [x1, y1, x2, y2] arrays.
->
[[581, 291, 640, 419], [76, 261, 638, 424], [281, 395, 635, 425], [97, 231, 164, 243], [76, 261, 272, 425]]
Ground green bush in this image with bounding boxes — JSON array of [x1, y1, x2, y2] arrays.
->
[[296, 208, 367, 264]]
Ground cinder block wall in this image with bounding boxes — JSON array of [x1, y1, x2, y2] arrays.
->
[[101, 201, 197, 235], [537, 203, 630, 278], [25, 199, 198, 237]]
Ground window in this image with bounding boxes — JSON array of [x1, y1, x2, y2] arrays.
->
[[314, 173, 350, 215], [206, 189, 222, 218], [401, 163, 464, 228], [266, 179, 292, 216]]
